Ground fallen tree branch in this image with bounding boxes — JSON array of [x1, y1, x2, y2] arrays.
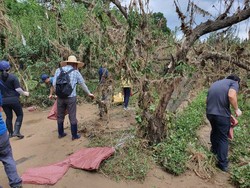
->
[[202, 51, 250, 71]]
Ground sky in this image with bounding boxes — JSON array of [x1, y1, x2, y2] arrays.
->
[[119, 0, 249, 40]]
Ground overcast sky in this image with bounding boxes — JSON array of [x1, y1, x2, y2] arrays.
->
[[120, 0, 249, 40]]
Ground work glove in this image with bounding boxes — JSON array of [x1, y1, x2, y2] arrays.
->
[[235, 108, 242, 117], [24, 91, 30, 97]]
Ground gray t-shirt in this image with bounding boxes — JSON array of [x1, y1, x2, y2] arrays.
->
[[206, 78, 239, 117]]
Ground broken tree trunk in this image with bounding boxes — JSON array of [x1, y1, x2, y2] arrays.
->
[[145, 77, 182, 144]]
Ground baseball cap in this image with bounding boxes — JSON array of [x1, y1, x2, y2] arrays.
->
[[0, 60, 11, 71], [40, 74, 49, 82]]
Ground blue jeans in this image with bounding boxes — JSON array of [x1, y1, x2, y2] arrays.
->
[[207, 114, 230, 169], [123, 87, 131, 108], [0, 131, 22, 187]]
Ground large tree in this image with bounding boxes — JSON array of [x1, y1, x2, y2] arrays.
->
[[110, 0, 250, 144]]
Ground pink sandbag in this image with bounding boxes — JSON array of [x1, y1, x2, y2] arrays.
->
[[47, 99, 68, 120], [21, 147, 115, 185], [69, 147, 115, 170], [229, 116, 238, 140], [22, 160, 70, 185], [47, 99, 58, 120]]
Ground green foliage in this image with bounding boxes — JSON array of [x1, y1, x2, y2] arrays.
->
[[206, 27, 241, 46], [229, 94, 250, 188], [231, 164, 250, 188], [89, 129, 153, 181], [151, 12, 171, 34], [175, 62, 196, 76], [154, 91, 206, 175]]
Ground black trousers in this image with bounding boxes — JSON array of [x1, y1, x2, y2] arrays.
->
[[207, 114, 230, 169], [2, 102, 23, 135]]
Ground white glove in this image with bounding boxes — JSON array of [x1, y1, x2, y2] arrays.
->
[[24, 91, 30, 97], [235, 108, 242, 117], [88, 93, 95, 100]]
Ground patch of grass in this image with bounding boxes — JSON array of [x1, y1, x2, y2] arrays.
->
[[88, 129, 153, 181], [154, 91, 207, 175], [229, 94, 250, 188], [231, 164, 250, 188]]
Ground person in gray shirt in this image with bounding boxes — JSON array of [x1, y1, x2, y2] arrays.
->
[[206, 74, 242, 172]]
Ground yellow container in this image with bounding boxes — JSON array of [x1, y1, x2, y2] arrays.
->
[[113, 92, 124, 104]]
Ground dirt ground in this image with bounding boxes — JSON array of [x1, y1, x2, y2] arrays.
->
[[0, 102, 234, 188]]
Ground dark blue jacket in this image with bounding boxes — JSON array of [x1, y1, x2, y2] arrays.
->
[[0, 92, 7, 135], [98, 67, 108, 83]]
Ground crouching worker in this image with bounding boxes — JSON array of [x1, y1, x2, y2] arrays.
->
[[53, 55, 94, 140], [0, 92, 23, 188], [40, 74, 54, 99]]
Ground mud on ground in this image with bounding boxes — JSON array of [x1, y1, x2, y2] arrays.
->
[[0, 103, 234, 188]]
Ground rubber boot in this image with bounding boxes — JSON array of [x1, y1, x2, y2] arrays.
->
[[58, 123, 67, 138], [6, 123, 13, 138], [11, 184, 23, 188], [12, 123, 24, 139], [71, 124, 81, 140]]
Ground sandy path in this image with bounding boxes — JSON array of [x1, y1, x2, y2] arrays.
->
[[0, 103, 233, 188]]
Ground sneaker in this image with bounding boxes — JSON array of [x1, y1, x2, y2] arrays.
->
[[58, 133, 67, 139], [72, 134, 81, 140]]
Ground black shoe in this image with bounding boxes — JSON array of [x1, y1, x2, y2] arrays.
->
[[58, 133, 67, 139], [72, 134, 81, 140], [216, 164, 228, 172]]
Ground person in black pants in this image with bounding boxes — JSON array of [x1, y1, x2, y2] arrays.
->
[[206, 74, 242, 172], [0, 60, 29, 139]]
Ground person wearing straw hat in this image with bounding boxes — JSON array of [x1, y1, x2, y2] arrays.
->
[[53, 55, 94, 140]]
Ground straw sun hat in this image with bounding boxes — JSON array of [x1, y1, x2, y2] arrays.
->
[[60, 55, 84, 68]]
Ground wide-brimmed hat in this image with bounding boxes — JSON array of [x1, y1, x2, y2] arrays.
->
[[60, 55, 84, 68]]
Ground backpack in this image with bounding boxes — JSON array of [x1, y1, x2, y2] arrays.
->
[[55, 68, 75, 98]]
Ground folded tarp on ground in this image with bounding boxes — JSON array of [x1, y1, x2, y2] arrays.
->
[[21, 160, 69, 185], [69, 147, 115, 170], [22, 147, 115, 185]]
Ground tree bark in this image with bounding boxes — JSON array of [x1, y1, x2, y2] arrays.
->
[[146, 77, 181, 144]]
